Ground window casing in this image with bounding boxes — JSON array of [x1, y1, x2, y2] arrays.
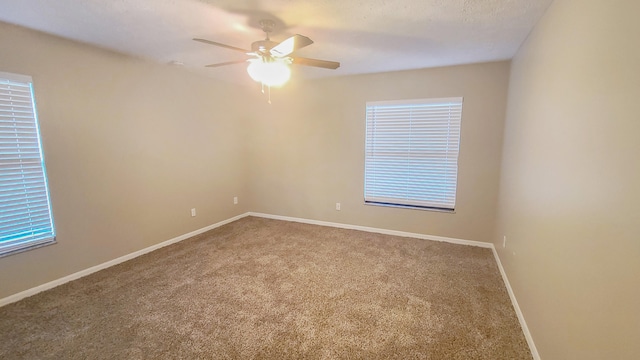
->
[[364, 97, 463, 211], [0, 72, 56, 257]]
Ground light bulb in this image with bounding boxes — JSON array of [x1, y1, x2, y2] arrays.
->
[[247, 59, 291, 87]]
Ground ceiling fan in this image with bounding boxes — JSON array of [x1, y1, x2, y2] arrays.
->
[[194, 19, 340, 92]]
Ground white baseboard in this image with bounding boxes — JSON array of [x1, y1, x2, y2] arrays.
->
[[248, 212, 492, 248], [491, 246, 540, 360], [1, 211, 538, 359], [0, 213, 249, 307]]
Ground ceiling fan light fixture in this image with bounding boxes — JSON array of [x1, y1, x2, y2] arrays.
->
[[247, 58, 291, 87], [195, 18, 339, 100]]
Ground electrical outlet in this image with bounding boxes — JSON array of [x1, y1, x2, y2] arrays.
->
[[233, 196, 238, 205], [503, 236, 507, 248], [190, 208, 196, 217], [336, 202, 341, 211]]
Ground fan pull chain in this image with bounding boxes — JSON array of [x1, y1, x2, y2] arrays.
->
[[258, 82, 272, 104]]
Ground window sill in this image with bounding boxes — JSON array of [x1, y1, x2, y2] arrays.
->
[[365, 201, 456, 214], [0, 238, 57, 259]]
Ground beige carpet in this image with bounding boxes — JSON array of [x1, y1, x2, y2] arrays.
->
[[0, 216, 531, 359]]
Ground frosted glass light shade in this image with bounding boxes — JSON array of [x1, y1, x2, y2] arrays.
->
[[247, 59, 291, 87]]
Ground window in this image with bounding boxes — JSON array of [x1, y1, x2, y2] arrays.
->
[[0, 72, 55, 257], [364, 97, 463, 211]]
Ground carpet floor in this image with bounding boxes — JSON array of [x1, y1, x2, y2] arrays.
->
[[0, 216, 531, 359]]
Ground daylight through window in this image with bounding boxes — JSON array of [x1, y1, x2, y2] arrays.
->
[[0, 71, 56, 257], [364, 97, 463, 211]]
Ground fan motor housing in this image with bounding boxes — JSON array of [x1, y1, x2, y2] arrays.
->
[[252, 40, 278, 53]]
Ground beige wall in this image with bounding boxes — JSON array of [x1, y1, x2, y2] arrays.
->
[[247, 61, 510, 243], [494, 0, 640, 358], [0, 22, 250, 299]]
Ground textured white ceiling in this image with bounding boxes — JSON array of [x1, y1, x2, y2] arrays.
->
[[0, 0, 553, 85]]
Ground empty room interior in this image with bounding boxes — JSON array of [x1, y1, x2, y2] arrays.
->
[[0, 0, 638, 359]]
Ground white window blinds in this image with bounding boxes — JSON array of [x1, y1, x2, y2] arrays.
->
[[364, 97, 463, 211], [0, 72, 55, 257]]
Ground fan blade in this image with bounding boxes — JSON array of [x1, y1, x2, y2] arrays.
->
[[270, 34, 313, 57], [291, 57, 340, 69], [205, 60, 247, 68], [193, 38, 250, 53]]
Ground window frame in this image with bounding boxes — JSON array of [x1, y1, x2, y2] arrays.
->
[[0, 71, 56, 257], [364, 97, 463, 212]]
